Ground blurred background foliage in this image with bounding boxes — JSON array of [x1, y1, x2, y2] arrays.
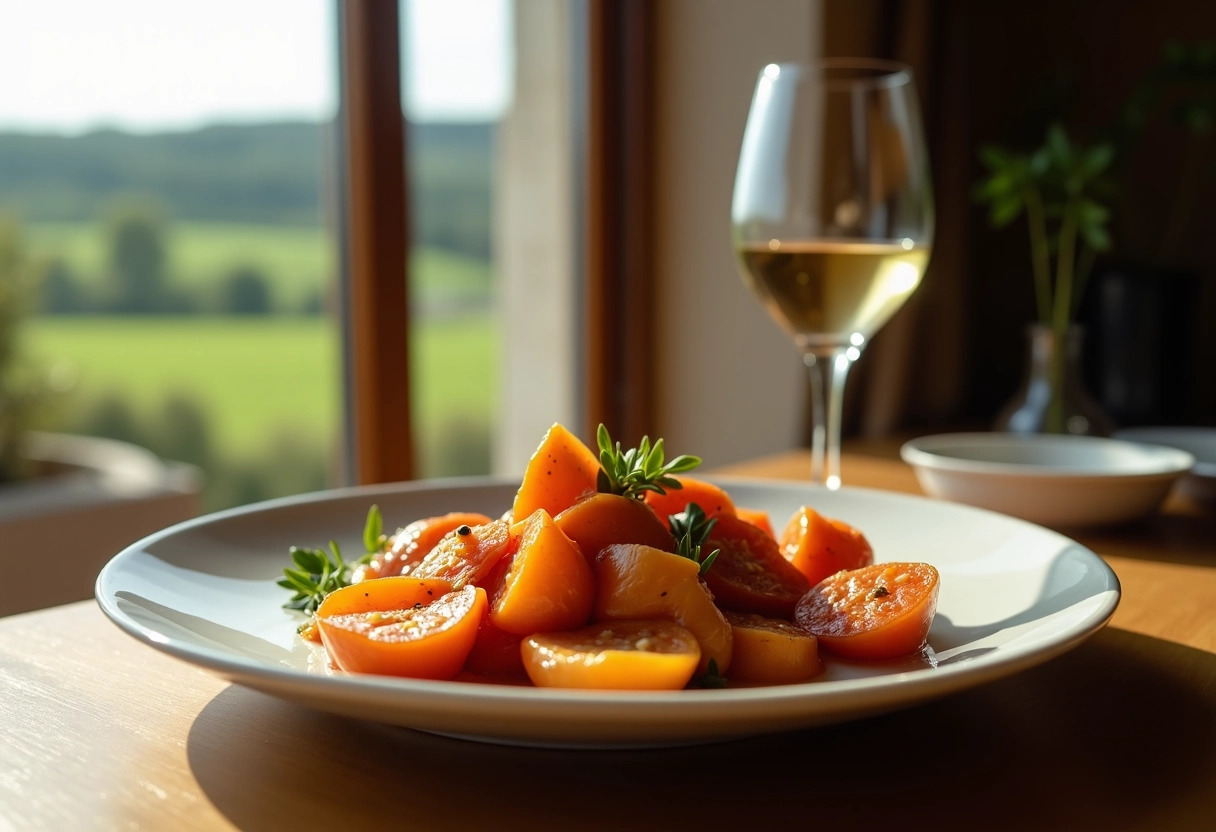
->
[[0, 121, 496, 509]]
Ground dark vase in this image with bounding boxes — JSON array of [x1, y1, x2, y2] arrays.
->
[[994, 324, 1114, 436]]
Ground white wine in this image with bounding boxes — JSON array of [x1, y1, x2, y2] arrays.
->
[[737, 240, 929, 348]]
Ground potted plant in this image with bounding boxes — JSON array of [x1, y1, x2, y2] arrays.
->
[[974, 124, 1116, 435], [974, 41, 1215, 434]]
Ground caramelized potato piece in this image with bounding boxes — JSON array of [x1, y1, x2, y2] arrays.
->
[[488, 508, 594, 635], [522, 620, 701, 690], [512, 423, 601, 521], [593, 543, 732, 674], [724, 611, 820, 685], [555, 493, 676, 563]]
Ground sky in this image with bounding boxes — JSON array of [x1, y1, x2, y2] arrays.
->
[[0, 0, 513, 134]]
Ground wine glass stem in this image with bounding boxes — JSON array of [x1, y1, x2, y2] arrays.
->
[[804, 348, 854, 490]]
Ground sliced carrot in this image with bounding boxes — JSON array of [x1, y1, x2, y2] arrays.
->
[[735, 507, 776, 540], [723, 611, 820, 685], [511, 423, 601, 521], [317, 581, 486, 679], [464, 616, 526, 677], [795, 562, 940, 661], [487, 508, 594, 635], [643, 476, 738, 522], [779, 506, 874, 586], [356, 512, 493, 580], [521, 620, 701, 690], [703, 515, 810, 618], [410, 519, 516, 589], [555, 492, 675, 563]]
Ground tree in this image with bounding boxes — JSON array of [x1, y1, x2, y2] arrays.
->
[[105, 198, 169, 313], [222, 265, 273, 314]]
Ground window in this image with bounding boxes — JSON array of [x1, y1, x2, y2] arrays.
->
[[0, 0, 342, 510]]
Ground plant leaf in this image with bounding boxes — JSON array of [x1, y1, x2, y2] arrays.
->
[[363, 504, 383, 554]]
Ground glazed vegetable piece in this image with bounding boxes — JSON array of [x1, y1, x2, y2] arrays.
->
[[723, 611, 821, 685], [512, 423, 602, 522], [735, 507, 776, 540], [555, 493, 676, 563], [593, 543, 732, 673], [703, 514, 810, 618], [780, 506, 874, 586], [316, 578, 485, 679], [355, 512, 493, 581], [410, 519, 515, 589], [795, 562, 940, 661], [521, 620, 701, 690], [643, 476, 737, 521], [464, 616, 526, 677], [487, 508, 595, 635]]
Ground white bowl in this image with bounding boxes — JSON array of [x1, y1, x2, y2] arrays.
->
[[1113, 427, 1216, 506], [900, 433, 1195, 527]]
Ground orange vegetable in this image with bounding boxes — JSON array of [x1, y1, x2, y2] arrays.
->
[[723, 611, 820, 685], [464, 617, 526, 677], [555, 492, 675, 563], [356, 512, 493, 580], [487, 509, 594, 635], [780, 507, 874, 586], [593, 543, 732, 673], [521, 620, 701, 690], [512, 423, 601, 521], [643, 476, 737, 522], [316, 579, 485, 679], [411, 519, 515, 589], [795, 562, 940, 661], [735, 507, 776, 540], [703, 515, 810, 618]]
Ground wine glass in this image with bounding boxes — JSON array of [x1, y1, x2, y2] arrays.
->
[[732, 60, 934, 490]]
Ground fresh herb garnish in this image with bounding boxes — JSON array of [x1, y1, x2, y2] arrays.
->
[[669, 503, 720, 575], [692, 658, 728, 689], [279, 505, 385, 613], [595, 423, 701, 501]]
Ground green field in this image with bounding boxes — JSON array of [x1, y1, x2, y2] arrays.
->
[[24, 221, 493, 311], [26, 314, 496, 479]]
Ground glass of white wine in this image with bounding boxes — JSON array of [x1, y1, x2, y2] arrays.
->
[[732, 60, 934, 489]]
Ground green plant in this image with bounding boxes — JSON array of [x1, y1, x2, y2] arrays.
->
[[974, 124, 1115, 333]]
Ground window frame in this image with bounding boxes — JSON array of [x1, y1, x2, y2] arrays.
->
[[337, 0, 652, 481]]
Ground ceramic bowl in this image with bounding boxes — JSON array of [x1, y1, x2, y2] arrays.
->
[[900, 433, 1194, 527], [1114, 427, 1216, 506]]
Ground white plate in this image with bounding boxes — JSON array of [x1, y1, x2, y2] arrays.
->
[[901, 433, 1194, 527], [96, 477, 1120, 747], [1114, 427, 1216, 505]]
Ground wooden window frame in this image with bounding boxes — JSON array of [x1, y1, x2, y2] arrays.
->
[[337, 0, 413, 484], [337, 0, 652, 481]]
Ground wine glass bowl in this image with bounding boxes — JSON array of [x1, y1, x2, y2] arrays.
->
[[732, 60, 933, 488]]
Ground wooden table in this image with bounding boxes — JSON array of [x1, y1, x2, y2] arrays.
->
[[3, 452, 1215, 830]]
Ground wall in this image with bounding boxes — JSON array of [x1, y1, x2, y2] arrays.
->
[[651, 0, 821, 466]]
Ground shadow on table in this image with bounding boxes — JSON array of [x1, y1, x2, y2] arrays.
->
[[186, 627, 1216, 832]]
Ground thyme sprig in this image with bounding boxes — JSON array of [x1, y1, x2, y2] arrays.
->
[[692, 658, 728, 689], [279, 505, 385, 613], [669, 503, 720, 575], [595, 424, 701, 501]]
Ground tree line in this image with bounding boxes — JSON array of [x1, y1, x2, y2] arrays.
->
[[0, 120, 494, 261]]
